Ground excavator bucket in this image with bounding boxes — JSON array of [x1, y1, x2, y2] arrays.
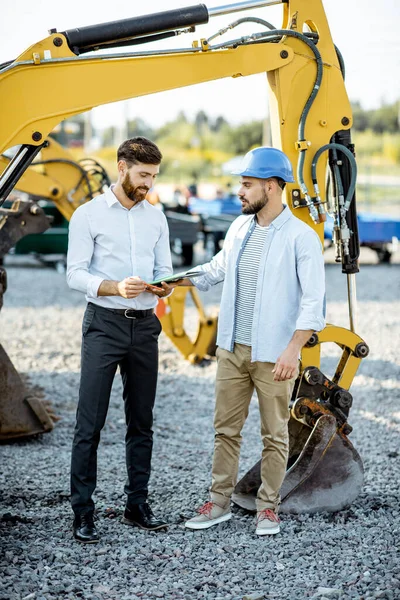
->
[[0, 344, 54, 441], [232, 413, 364, 514], [0, 199, 55, 441], [232, 365, 365, 514]]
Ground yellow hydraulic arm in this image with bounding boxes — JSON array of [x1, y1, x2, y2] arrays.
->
[[0, 0, 363, 365], [0, 1, 371, 509], [0, 138, 109, 220], [1, 0, 350, 235]]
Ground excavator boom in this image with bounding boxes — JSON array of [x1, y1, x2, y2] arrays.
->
[[0, 0, 369, 512]]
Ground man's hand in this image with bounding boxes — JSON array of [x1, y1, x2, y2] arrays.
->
[[273, 330, 314, 381], [117, 276, 146, 299], [144, 280, 183, 298], [272, 347, 299, 382]]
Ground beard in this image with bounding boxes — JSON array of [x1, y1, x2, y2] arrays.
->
[[122, 173, 149, 203], [240, 188, 269, 214]]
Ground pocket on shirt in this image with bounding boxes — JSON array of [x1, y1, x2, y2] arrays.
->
[[82, 304, 96, 337]]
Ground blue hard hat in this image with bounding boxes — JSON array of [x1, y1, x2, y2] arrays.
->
[[231, 147, 295, 182]]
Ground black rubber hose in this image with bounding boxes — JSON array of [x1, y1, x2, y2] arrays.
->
[[228, 17, 275, 30], [32, 159, 94, 198]]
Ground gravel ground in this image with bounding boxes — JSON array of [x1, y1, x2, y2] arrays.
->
[[0, 244, 399, 600]]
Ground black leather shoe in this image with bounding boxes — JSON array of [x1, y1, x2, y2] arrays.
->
[[73, 512, 100, 543], [122, 503, 168, 531]]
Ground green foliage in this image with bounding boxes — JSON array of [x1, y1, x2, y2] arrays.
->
[[92, 101, 399, 183], [127, 118, 155, 140], [351, 100, 399, 134], [353, 131, 400, 165], [124, 111, 265, 181], [218, 121, 263, 154]]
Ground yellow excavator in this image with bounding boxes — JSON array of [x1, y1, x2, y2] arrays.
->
[[0, 0, 369, 513]]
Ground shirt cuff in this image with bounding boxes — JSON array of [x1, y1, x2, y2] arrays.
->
[[191, 276, 211, 291], [295, 317, 325, 332], [86, 276, 104, 299]]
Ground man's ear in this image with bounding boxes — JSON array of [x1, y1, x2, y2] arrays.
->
[[117, 159, 127, 177], [264, 178, 274, 193]]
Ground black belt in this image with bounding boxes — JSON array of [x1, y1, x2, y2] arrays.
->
[[89, 303, 154, 319]]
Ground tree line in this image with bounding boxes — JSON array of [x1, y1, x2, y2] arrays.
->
[[51, 100, 399, 181]]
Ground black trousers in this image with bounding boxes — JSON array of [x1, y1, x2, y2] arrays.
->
[[70, 302, 162, 516]]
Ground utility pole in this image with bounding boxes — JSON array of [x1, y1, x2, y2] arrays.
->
[[83, 111, 92, 153], [262, 115, 272, 146]]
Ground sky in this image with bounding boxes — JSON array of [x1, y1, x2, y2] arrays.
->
[[1, 0, 399, 131]]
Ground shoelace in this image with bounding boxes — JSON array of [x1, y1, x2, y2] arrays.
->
[[81, 513, 95, 528], [257, 509, 280, 524], [142, 504, 154, 518], [198, 501, 214, 516]]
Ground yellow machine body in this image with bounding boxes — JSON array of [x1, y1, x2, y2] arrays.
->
[[0, 0, 368, 512]]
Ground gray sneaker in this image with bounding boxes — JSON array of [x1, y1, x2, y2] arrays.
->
[[255, 509, 280, 535], [185, 500, 232, 530]]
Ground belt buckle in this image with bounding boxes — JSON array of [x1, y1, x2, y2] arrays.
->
[[124, 309, 137, 319]]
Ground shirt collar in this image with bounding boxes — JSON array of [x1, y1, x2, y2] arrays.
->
[[105, 186, 119, 207], [253, 204, 292, 230], [105, 185, 148, 210], [271, 204, 292, 230]]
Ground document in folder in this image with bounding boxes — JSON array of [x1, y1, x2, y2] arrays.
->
[[149, 268, 205, 287]]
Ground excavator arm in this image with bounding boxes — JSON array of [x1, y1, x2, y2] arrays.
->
[[0, 0, 369, 512], [0, 138, 110, 220]]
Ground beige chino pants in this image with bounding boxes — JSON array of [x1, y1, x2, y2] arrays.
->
[[210, 344, 297, 512]]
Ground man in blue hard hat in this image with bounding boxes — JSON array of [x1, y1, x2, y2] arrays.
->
[[166, 147, 326, 535]]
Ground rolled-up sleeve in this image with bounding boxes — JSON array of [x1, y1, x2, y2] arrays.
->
[[66, 207, 103, 298], [295, 230, 326, 332], [192, 247, 228, 291], [191, 220, 239, 291]]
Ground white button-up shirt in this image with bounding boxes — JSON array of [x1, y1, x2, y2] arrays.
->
[[193, 206, 326, 363], [66, 186, 172, 309]]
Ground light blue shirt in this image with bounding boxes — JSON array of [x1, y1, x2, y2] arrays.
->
[[66, 186, 172, 309], [193, 206, 326, 363]]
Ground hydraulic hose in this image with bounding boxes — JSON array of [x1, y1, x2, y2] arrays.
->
[[32, 158, 95, 200], [210, 28, 323, 220], [206, 16, 275, 43], [311, 143, 357, 212]]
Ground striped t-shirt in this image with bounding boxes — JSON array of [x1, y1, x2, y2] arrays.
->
[[234, 223, 269, 346]]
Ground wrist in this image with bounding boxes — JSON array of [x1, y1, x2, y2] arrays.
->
[[98, 280, 120, 297]]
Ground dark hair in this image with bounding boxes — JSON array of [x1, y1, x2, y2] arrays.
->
[[267, 176, 286, 190], [276, 177, 286, 190], [117, 137, 162, 166]]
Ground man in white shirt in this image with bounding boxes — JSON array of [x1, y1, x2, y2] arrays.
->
[[171, 147, 325, 536], [67, 137, 172, 543]]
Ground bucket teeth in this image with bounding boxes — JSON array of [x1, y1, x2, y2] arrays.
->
[[0, 344, 54, 441]]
